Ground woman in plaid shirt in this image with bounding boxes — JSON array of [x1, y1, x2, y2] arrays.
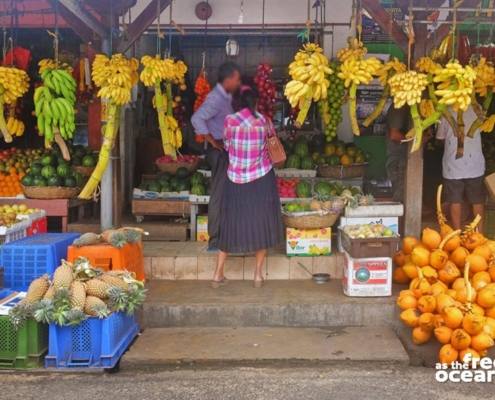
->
[[212, 86, 283, 288]]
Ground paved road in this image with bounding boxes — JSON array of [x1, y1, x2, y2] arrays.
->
[[1, 363, 491, 400]]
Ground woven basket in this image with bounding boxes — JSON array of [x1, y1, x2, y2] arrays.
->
[[22, 185, 80, 199], [73, 166, 95, 177], [317, 163, 368, 179], [156, 159, 200, 174], [283, 212, 339, 229]]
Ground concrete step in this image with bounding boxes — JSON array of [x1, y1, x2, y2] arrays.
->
[[140, 280, 398, 328], [121, 326, 409, 369]]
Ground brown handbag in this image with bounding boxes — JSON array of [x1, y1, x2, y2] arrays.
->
[[265, 120, 286, 168]]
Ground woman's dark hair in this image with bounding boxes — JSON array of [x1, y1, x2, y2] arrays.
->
[[218, 62, 241, 83], [240, 86, 259, 118]]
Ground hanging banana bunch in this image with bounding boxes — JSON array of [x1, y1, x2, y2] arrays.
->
[[5, 103, 25, 137], [467, 57, 495, 135], [337, 37, 367, 62], [140, 55, 187, 158], [78, 54, 139, 200], [284, 43, 333, 126], [337, 55, 382, 135], [34, 59, 77, 159], [0, 66, 29, 143], [362, 58, 406, 127]]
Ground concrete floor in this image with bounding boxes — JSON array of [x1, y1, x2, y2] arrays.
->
[[1, 365, 491, 400], [122, 326, 408, 368]]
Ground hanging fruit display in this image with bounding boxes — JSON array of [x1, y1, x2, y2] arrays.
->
[[284, 42, 333, 126], [78, 54, 139, 199], [193, 70, 211, 112], [254, 62, 276, 120], [140, 55, 188, 158], [319, 61, 345, 142], [394, 185, 495, 364], [0, 65, 29, 143], [34, 59, 77, 159], [5, 103, 25, 138]]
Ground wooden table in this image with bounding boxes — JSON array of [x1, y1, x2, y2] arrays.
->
[[0, 198, 94, 232]]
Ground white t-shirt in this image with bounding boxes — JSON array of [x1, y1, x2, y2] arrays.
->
[[436, 107, 485, 180]]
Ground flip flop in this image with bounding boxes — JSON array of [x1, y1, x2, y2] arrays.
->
[[210, 277, 228, 289]]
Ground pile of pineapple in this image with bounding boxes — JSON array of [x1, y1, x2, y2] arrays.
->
[[9, 256, 146, 328], [394, 186, 495, 364]]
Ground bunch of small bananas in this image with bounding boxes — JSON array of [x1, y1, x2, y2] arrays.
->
[[285, 42, 332, 108], [415, 57, 441, 75], [480, 114, 495, 132], [419, 99, 436, 119], [430, 33, 453, 64], [337, 37, 367, 62], [473, 57, 495, 97], [337, 57, 382, 87], [433, 61, 476, 112], [388, 71, 428, 108], [140, 55, 187, 87], [6, 116, 25, 137], [38, 58, 73, 74], [92, 54, 139, 105], [164, 114, 182, 149], [376, 58, 406, 86], [34, 61, 77, 144], [0, 66, 29, 142]]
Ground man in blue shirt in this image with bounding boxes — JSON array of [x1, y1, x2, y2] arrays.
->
[[191, 62, 241, 249]]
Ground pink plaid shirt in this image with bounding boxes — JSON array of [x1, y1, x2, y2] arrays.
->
[[224, 108, 273, 184]]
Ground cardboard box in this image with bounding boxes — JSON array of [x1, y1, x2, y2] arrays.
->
[[338, 216, 399, 252], [196, 215, 209, 242], [286, 227, 332, 256], [342, 251, 392, 297]]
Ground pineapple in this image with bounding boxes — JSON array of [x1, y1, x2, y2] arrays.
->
[[9, 303, 34, 329], [101, 229, 128, 248], [122, 229, 142, 243], [84, 296, 110, 318], [43, 286, 55, 301], [85, 278, 111, 299], [33, 299, 55, 324], [70, 281, 87, 311], [53, 261, 74, 290], [100, 273, 128, 290], [72, 232, 102, 247], [24, 275, 50, 304], [64, 309, 87, 326]]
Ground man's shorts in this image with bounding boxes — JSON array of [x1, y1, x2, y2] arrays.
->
[[443, 176, 486, 204]]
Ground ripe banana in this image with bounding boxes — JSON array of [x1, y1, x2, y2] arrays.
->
[[0, 66, 29, 143]]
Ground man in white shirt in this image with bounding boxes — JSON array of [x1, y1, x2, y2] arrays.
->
[[436, 106, 486, 231]]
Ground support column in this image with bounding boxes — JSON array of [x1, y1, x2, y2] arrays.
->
[[404, 145, 423, 236]]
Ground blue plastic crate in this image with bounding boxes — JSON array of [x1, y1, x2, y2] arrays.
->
[[45, 312, 139, 369], [0, 233, 81, 291]]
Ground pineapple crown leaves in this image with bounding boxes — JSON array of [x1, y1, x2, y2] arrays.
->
[[109, 231, 128, 248], [123, 229, 142, 243], [64, 309, 88, 326], [8, 302, 35, 330], [73, 257, 103, 281], [33, 299, 55, 324], [107, 287, 128, 312], [125, 286, 147, 316], [91, 304, 111, 319]]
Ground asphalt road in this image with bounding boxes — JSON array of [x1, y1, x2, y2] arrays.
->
[[1, 363, 492, 400]]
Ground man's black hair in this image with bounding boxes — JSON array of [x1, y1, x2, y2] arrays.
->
[[218, 62, 241, 83]]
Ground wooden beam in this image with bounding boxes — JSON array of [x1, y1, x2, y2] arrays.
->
[[361, 0, 409, 54], [56, 0, 108, 39], [48, 0, 95, 42], [117, 0, 172, 54]]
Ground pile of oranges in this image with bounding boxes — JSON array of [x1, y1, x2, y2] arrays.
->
[[0, 147, 41, 197], [0, 167, 24, 197], [394, 185, 495, 364]]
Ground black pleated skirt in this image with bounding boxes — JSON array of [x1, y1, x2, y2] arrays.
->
[[217, 169, 283, 254]]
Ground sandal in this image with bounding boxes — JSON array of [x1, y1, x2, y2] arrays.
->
[[210, 277, 228, 289], [253, 278, 264, 288]]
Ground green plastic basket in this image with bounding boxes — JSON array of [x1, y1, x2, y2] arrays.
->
[[0, 316, 48, 369]]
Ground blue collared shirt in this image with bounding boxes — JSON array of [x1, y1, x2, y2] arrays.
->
[[191, 83, 233, 140]]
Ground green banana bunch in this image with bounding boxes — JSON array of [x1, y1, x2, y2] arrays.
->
[[34, 63, 77, 146]]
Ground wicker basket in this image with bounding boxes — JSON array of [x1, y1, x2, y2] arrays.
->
[[317, 163, 368, 179], [21, 185, 80, 199], [156, 159, 200, 174], [73, 166, 95, 177], [283, 212, 339, 229]]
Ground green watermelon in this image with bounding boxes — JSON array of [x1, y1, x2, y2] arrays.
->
[[191, 184, 206, 196], [41, 154, 55, 166], [73, 172, 85, 187], [160, 182, 172, 192], [21, 175, 34, 186], [57, 164, 71, 178], [294, 141, 309, 158], [30, 163, 43, 176], [190, 172, 204, 186], [175, 167, 190, 179], [33, 177, 47, 187], [314, 182, 333, 198], [285, 154, 301, 169], [147, 182, 161, 192], [300, 156, 314, 170], [41, 165, 56, 179], [296, 180, 312, 198], [82, 155, 97, 167], [64, 177, 77, 187], [47, 176, 62, 187], [176, 180, 190, 192], [72, 156, 82, 166]]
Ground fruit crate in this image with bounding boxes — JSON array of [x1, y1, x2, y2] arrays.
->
[[339, 229, 400, 258], [0, 233, 81, 290], [0, 220, 29, 245], [45, 312, 139, 369], [0, 289, 48, 369]]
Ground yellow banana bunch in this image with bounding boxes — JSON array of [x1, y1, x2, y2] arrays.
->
[[0, 66, 29, 142], [480, 114, 495, 133], [337, 37, 367, 62], [337, 57, 382, 87], [433, 61, 476, 112], [6, 116, 25, 137], [92, 54, 139, 105], [473, 57, 495, 97], [38, 58, 73, 74], [431, 33, 453, 63], [140, 55, 188, 87], [388, 71, 428, 108], [164, 115, 183, 149], [419, 99, 436, 118], [375, 58, 406, 86], [415, 57, 441, 75], [285, 42, 332, 108]]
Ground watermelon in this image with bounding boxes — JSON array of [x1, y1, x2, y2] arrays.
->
[[41, 154, 55, 166], [190, 172, 204, 186], [30, 163, 43, 176], [169, 177, 179, 191], [33, 177, 47, 187], [300, 156, 314, 170], [293, 141, 309, 158], [176, 180, 190, 192], [72, 156, 82, 166], [160, 182, 172, 192], [296, 180, 311, 198], [191, 184, 206, 196], [314, 182, 333, 198], [57, 164, 71, 178], [285, 154, 301, 169], [47, 175, 62, 187], [176, 167, 190, 179], [64, 177, 77, 187], [147, 182, 161, 192], [73, 172, 85, 187], [41, 165, 56, 179], [21, 175, 34, 186], [82, 155, 97, 167]]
